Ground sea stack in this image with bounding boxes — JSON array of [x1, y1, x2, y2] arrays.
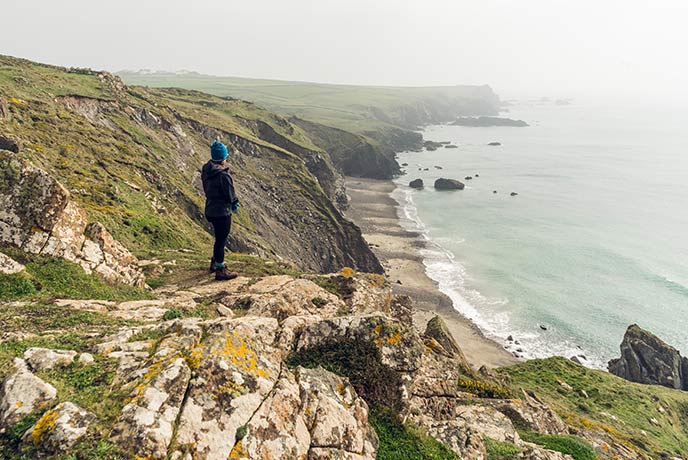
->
[[608, 324, 688, 390], [434, 178, 465, 190], [409, 178, 424, 189]]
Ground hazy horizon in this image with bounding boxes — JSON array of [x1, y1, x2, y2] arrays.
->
[[2, 0, 687, 103]]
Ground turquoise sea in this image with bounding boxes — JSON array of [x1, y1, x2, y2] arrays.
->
[[393, 102, 688, 368]]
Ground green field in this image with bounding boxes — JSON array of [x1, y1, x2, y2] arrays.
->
[[117, 71, 500, 135]]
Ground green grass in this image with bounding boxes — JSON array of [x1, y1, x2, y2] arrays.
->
[[0, 248, 150, 301], [518, 431, 597, 460], [0, 272, 37, 299], [371, 410, 457, 460], [118, 71, 499, 134], [484, 437, 522, 460], [501, 356, 688, 458]]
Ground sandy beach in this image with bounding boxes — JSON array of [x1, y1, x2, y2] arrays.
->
[[344, 177, 518, 369]]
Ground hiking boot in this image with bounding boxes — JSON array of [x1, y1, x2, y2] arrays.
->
[[215, 267, 238, 281], [209, 257, 217, 273]]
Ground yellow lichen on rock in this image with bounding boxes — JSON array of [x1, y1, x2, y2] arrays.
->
[[228, 440, 248, 459], [31, 408, 59, 444], [221, 332, 267, 378], [339, 267, 356, 278]]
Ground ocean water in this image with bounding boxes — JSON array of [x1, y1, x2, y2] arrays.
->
[[393, 102, 688, 369]]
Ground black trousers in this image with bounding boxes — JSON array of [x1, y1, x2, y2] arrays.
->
[[208, 215, 231, 264]]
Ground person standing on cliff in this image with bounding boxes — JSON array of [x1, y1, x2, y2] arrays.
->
[[201, 141, 240, 281]]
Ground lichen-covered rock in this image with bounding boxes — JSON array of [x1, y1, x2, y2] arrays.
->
[[0, 359, 57, 431], [0, 251, 24, 274], [24, 347, 77, 371], [233, 366, 377, 460], [112, 357, 192, 459], [424, 420, 486, 460], [244, 277, 345, 321], [0, 151, 145, 287], [22, 402, 96, 452], [608, 324, 688, 390], [492, 390, 569, 435], [170, 317, 283, 460], [297, 366, 377, 456]]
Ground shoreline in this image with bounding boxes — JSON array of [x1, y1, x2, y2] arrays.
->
[[344, 177, 518, 369]]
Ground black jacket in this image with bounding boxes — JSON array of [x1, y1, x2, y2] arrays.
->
[[201, 160, 238, 218]]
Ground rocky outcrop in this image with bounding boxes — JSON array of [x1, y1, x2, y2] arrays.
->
[[409, 178, 424, 189], [608, 324, 688, 390], [0, 251, 24, 274], [0, 270, 609, 458], [0, 150, 145, 287], [434, 178, 465, 190]]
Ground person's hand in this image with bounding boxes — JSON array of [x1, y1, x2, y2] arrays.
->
[[231, 201, 240, 212]]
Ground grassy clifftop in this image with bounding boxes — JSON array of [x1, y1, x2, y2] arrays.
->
[[501, 357, 688, 458], [117, 71, 500, 132], [0, 54, 381, 273]]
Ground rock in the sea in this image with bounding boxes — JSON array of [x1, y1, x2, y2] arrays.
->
[[608, 324, 688, 390], [434, 178, 465, 190], [24, 347, 77, 371], [409, 178, 424, 189], [493, 190, 498, 194], [0, 251, 24, 274], [423, 140, 443, 151], [0, 359, 58, 431], [434, 165, 443, 169], [444, 144, 458, 149], [488, 142, 502, 146], [511, 192, 519, 197], [22, 402, 96, 452], [465, 176, 473, 180], [451, 117, 529, 127]]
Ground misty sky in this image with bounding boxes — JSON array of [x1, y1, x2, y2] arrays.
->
[[2, 0, 687, 101]]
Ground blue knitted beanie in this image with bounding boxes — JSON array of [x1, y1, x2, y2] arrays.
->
[[210, 141, 229, 162]]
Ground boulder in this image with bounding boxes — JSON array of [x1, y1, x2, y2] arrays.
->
[[423, 315, 466, 361], [409, 179, 424, 189], [22, 402, 96, 452], [0, 359, 57, 431], [24, 347, 77, 371], [434, 178, 465, 190], [608, 324, 688, 390], [0, 136, 20, 153], [0, 251, 24, 274]]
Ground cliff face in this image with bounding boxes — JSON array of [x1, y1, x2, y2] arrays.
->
[[290, 118, 402, 180], [0, 55, 381, 274]]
